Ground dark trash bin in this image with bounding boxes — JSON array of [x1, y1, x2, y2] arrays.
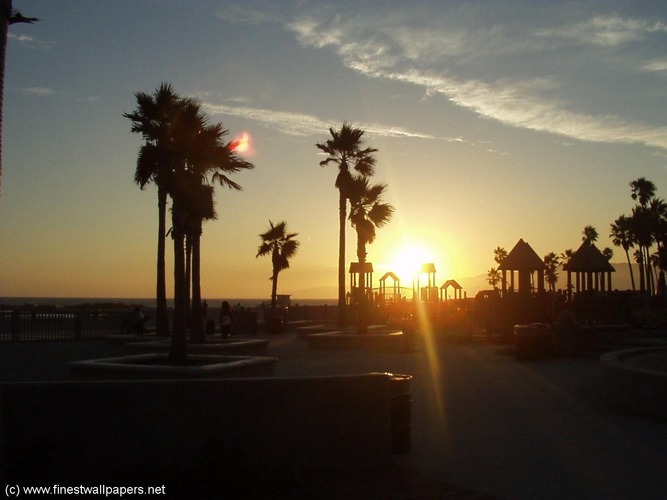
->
[[389, 374, 412, 454]]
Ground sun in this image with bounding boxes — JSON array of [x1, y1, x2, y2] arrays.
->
[[388, 245, 432, 284]]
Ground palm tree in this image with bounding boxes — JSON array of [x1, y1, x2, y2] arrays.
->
[[256, 221, 300, 314], [582, 225, 598, 243], [347, 176, 394, 332], [487, 267, 501, 290], [183, 119, 253, 341], [630, 177, 656, 208], [493, 246, 507, 265], [543, 252, 560, 292], [316, 123, 377, 326], [610, 215, 636, 291], [0, 2, 37, 195], [184, 182, 216, 343], [125, 82, 184, 337]]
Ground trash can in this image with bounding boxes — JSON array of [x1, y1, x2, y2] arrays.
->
[[389, 374, 412, 454]]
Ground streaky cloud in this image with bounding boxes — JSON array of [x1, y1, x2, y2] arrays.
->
[[202, 102, 449, 141], [287, 11, 667, 151]]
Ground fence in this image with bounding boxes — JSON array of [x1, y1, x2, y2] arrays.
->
[[0, 309, 127, 342]]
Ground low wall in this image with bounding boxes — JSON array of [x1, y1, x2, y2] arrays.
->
[[600, 347, 667, 420], [1, 374, 409, 486]]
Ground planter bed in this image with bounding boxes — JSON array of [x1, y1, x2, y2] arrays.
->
[[68, 353, 278, 380]]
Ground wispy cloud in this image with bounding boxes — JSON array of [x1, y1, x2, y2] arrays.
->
[[202, 102, 447, 141], [8, 32, 54, 50], [286, 10, 667, 151], [21, 87, 56, 97], [642, 59, 667, 74], [536, 15, 667, 47]]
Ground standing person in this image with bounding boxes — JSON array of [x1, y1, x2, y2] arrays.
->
[[219, 301, 232, 338]]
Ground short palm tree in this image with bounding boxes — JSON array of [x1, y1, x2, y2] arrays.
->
[[487, 267, 501, 290], [347, 175, 394, 333], [316, 123, 377, 326], [256, 221, 300, 313], [630, 177, 656, 208], [543, 252, 560, 292]]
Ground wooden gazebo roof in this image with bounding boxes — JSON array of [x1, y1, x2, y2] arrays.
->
[[563, 241, 614, 272], [441, 279, 462, 290], [380, 271, 399, 282], [349, 262, 373, 273], [498, 239, 546, 271]]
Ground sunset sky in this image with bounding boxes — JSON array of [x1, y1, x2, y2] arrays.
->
[[1, 1, 666, 300]]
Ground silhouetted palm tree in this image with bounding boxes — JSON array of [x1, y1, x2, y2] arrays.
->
[[543, 252, 560, 292], [316, 123, 377, 326], [610, 215, 635, 290], [256, 221, 300, 312], [0, 2, 37, 195], [493, 246, 507, 265], [486, 267, 501, 290], [582, 225, 598, 243], [125, 83, 184, 337], [347, 175, 394, 332], [630, 177, 656, 208]]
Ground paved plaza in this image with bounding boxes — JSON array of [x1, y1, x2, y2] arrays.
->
[[2, 333, 667, 499]]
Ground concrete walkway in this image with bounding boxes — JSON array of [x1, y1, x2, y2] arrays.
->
[[2, 334, 667, 499]]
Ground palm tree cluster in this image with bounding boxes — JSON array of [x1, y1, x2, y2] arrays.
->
[[316, 123, 394, 327], [610, 177, 667, 296], [125, 83, 253, 364]]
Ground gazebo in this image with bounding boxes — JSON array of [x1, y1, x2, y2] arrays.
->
[[440, 279, 463, 300], [379, 271, 401, 302], [349, 262, 374, 305], [498, 239, 546, 294], [417, 263, 438, 302], [563, 241, 614, 300]]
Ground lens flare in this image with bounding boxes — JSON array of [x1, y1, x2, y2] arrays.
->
[[231, 131, 254, 156]]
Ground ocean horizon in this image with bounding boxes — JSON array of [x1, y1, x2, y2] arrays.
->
[[0, 297, 337, 308]]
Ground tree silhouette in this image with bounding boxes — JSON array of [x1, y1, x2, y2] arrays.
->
[[256, 220, 300, 313], [582, 225, 598, 243], [493, 246, 507, 265], [316, 123, 376, 326], [125, 83, 184, 337], [347, 175, 394, 333], [543, 252, 560, 292], [610, 215, 635, 291], [486, 267, 501, 290]]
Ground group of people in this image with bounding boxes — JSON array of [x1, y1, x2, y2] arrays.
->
[[127, 301, 234, 337]]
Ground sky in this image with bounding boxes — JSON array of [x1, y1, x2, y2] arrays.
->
[[0, 0, 666, 301]]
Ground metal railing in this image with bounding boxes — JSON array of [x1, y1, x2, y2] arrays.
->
[[0, 309, 127, 342]]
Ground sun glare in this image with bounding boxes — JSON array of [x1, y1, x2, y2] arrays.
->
[[231, 131, 254, 156], [388, 245, 432, 284]]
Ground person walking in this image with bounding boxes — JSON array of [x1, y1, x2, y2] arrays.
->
[[219, 301, 232, 338]]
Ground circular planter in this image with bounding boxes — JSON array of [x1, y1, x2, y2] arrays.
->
[[68, 353, 278, 380]]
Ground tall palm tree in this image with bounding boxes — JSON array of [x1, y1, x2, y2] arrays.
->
[[347, 175, 394, 333], [256, 220, 300, 312], [0, 2, 37, 195], [610, 215, 635, 291], [125, 83, 184, 337], [316, 123, 377, 326], [630, 177, 656, 208], [183, 119, 253, 341], [184, 182, 216, 343], [582, 225, 598, 243], [543, 252, 560, 292]]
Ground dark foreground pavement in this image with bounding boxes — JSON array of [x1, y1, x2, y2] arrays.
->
[[1, 334, 667, 499]]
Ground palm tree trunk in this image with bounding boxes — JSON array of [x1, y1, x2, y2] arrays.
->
[[357, 240, 368, 334], [338, 190, 347, 326], [271, 271, 279, 311], [624, 248, 635, 291], [190, 227, 204, 343], [170, 208, 188, 365], [185, 234, 192, 327], [156, 188, 170, 336]]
